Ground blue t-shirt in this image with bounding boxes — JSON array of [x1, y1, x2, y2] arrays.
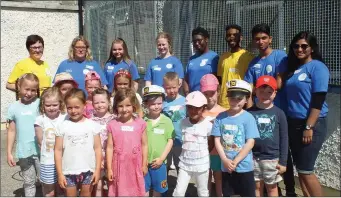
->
[[185, 50, 219, 92], [244, 50, 287, 110], [104, 60, 140, 93], [211, 110, 260, 173], [163, 96, 186, 146], [54, 59, 108, 93], [144, 56, 184, 86], [7, 99, 40, 158], [285, 60, 329, 119]]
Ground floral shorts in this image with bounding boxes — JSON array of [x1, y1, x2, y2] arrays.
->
[[65, 171, 93, 187]]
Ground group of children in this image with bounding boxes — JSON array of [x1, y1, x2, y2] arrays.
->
[[7, 68, 288, 197]]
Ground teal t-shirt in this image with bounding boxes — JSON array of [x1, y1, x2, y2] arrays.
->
[[7, 99, 40, 158]]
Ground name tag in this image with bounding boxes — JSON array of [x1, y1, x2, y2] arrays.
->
[[258, 117, 271, 124], [121, 126, 134, 132], [86, 65, 94, 69], [154, 67, 161, 71], [107, 66, 114, 70], [169, 105, 181, 111], [229, 68, 236, 73], [154, 128, 165, 134], [224, 124, 237, 131], [21, 111, 33, 115]]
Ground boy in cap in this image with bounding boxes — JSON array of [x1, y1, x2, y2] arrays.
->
[[211, 79, 259, 197], [84, 71, 102, 117], [53, 72, 78, 98], [248, 75, 288, 197], [142, 85, 175, 197], [173, 91, 213, 197], [200, 74, 226, 196]]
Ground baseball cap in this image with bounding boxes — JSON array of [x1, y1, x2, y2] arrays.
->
[[185, 91, 207, 107], [85, 71, 101, 82], [54, 72, 78, 88], [142, 85, 165, 100], [200, 74, 219, 92], [226, 79, 252, 99], [256, 75, 277, 90]]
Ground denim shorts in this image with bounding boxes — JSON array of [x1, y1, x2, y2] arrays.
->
[[287, 117, 327, 174], [65, 171, 93, 187]]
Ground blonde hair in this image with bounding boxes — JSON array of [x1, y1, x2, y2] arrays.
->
[[156, 32, 173, 55], [64, 88, 86, 105], [68, 35, 93, 61], [112, 69, 133, 97], [39, 87, 65, 115], [163, 71, 179, 84], [92, 88, 113, 114], [106, 38, 132, 65], [113, 88, 140, 115], [16, 73, 40, 100]]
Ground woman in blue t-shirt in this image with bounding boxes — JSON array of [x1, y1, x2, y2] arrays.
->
[[279, 31, 329, 197], [104, 38, 140, 93], [144, 32, 184, 87]]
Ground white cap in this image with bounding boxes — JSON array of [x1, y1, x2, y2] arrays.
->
[[142, 85, 165, 98], [185, 91, 207, 107], [226, 79, 252, 98]]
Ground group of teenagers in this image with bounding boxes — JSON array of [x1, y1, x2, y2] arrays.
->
[[5, 22, 330, 197]]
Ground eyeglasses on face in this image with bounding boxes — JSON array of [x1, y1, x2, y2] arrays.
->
[[74, 46, 87, 50], [292, 44, 310, 50], [30, 46, 43, 50]]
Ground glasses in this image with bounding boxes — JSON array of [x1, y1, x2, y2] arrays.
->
[[292, 44, 310, 50], [74, 46, 87, 50], [30, 46, 43, 50]]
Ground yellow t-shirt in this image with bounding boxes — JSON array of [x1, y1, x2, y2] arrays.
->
[[7, 57, 52, 94], [217, 49, 254, 109]]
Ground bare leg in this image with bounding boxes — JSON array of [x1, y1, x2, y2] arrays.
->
[[299, 173, 323, 196], [213, 171, 223, 197], [65, 186, 77, 197], [94, 179, 103, 196], [298, 175, 310, 197], [145, 191, 150, 197], [255, 181, 264, 197], [153, 191, 161, 197], [80, 184, 92, 197], [265, 183, 278, 197], [42, 183, 55, 197]]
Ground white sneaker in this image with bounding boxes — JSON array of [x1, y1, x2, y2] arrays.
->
[[170, 164, 176, 170]]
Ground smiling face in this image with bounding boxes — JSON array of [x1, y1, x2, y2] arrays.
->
[[43, 96, 61, 118], [112, 43, 124, 60], [29, 41, 44, 62], [66, 97, 85, 122], [192, 34, 208, 53], [116, 97, 134, 121], [157, 38, 170, 57], [93, 93, 110, 115], [19, 79, 39, 103], [253, 32, 272, 51], [73, 40, 87, 60], [228, 96, 247, 112], [146, 96, 163, 118], [115, 76, 130, 91], [187, 105, 205, 122], [226, 28, 241, 49], [203, 90, 218, 109], [293, 39, 313, 61], [255, 85, 276, 105]]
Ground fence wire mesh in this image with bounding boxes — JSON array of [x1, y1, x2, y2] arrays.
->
[[84, 0, 340, 86]]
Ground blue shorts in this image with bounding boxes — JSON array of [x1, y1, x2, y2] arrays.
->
[[40, 164, 57, 184], [65, 171, 93, 187], [144, 163, 168, 193]]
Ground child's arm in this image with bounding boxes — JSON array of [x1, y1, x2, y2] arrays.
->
[[91, 134, 102, 185], [214, 136, 235, 173], [232, 138, 255, 166], [141, 129, 148, 176], [7, 120, 16, 167], [277, 111, 289, 174], [151, 138, 173, 169], [54, 136, 67, 189], [34, 125, 43, 148], [106, 133, 114, 181]]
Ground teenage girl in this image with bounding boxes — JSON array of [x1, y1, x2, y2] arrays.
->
[[104, 38, 140, 93], [7, 73, 41, 197], [54, 88, 102, 197], [106, 88, 148, 196], [35, 87, 66, 196], [90, 88, 116, 196]]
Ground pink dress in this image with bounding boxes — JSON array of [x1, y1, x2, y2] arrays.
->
[[106, 117, 146, 197]]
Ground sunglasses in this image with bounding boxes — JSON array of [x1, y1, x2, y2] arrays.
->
[[292, 44, 310, 50]]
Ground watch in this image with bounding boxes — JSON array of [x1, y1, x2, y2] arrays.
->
[[305, 124, 314, 130]]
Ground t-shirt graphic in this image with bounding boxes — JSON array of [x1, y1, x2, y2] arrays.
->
[[221, 124, 244, 152], [254, 114, 275, 140]]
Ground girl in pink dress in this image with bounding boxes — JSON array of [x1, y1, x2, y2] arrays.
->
[[106, 88, 148, 196]]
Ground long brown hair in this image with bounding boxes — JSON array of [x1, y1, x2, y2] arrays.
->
[[113, 88, 140, 115], [106, 38, 132, 64], [15, 73, 40, 101], [39, 87, 65, 115]]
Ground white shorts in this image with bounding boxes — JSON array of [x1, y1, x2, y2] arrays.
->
[[253, 159, 282, 185]]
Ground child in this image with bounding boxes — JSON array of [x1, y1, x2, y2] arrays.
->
[[53, 72, 78, 98], [162, 72, 186, 174], [84, 71, 102, 118], [248, 75, 288, 197], [90, 88, 116, 196], [200, 74, 226, 197], [7, 73, 40, 197], [54, 88, 102, 197], [173, 91, 213, 197], [211, 79, 260, 197], [106, 88, 148, 196], [34, 87, 66, 196], [142, 85, 175, 196]]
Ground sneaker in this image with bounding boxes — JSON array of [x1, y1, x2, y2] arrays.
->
[[170, 164, 176, 170]]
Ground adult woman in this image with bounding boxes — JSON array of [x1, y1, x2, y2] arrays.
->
[[54, 36, 108, 93], [183, 27, 219, 95], [7, 34, 51, 94], [104, 38, 140, 93], [279, 31, 329, 196], [144, 32, 184, 87]]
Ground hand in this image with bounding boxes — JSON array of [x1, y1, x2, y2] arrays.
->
[[303, 129, 313, 144], [58, 175, 67, 189], [91, 170, 100, 186], [222, 158, 236, 173], [7, 154, 16, 167], [276, 164, 287, 174], [107, 169, 113, 182], [151, 158, 163, 169], [142, 165, 148, 176]]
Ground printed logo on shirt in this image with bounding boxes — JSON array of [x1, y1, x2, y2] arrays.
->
[[83, 69, 90, 75], [224, 124, 238, 131], [266, 65, 273, 73], [70, 133, 89, 145], [161, 180, 167, 188], [86, 65, 94, 70], [66, 69, 72, 73], [298, 73, 307, 81], [166, 64, 173, 69], [254, 114, 275, 140], [200, 59, 208, 67], [229, 68, 238, 73], [154, 128, 165, 134], [153, 65, 161, 71], [169, 105, 182, 111], [21, 111, 33, 115], [255, 70, 261, 74], [222, 124, 243, 152], [121, 126, 134, 132], [45, 128, 56, 152], [107, 66, 114, 70], [253, 64, 261, 68], [294, 69, 301, 74]]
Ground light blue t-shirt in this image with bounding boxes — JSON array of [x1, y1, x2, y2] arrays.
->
[[144, 56, 184, 86], [7, 99, 40, 159], [54, 59, 108, 93], [211, 110, 260, 173], [104, 60, 140, 93], [163, 96, 186, 146], [244, 50, 287, 110], [185, 50, 219, 92], [285, 60, 329, 119]]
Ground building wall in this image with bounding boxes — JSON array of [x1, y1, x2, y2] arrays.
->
[[1, 1, 79, 121]]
